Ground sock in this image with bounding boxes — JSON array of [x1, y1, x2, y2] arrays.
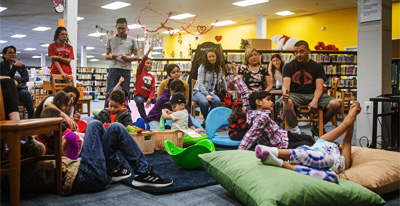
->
[[255, 145, 278, 157], [255, 148, 283, 167], [64, 131, 79, 160], [291, 126, 301, 134]]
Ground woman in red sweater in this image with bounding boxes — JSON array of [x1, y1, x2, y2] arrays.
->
[[48, 27, 74, 80]]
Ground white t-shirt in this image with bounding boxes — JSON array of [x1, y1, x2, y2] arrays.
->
[[43, 96, 74, 117], [274, 70, 283, 87], [170, 110, 189, 130]]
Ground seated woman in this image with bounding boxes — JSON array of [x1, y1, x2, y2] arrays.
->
[[0, 78, 20, 120], [268, 54, 285, 90], [0, 46, 34, 118], [157, 64, 190, 101], [238, 47, 273, 93], [192, 48, 226, 127]]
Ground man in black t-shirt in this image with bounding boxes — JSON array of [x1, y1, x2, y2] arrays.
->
[[279, 40, 340, 136]]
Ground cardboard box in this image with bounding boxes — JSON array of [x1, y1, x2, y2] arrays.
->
[[246, 39, 271, 50]]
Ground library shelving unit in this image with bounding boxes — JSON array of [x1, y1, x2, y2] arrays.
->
[[76, 67, 107, 100]]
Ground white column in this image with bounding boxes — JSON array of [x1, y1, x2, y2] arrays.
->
[[257, 15, 267, 39], [40, 53, 46, 67], [356, 0, 392, 146], [64, 0, 78, 85], [81, 46, 87, 67]]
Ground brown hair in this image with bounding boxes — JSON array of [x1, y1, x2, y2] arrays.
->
[[40, 108, 62, 118], [109, 89, 125, 105], [201, 48, 224, 73], [243, 47, 261, 65]]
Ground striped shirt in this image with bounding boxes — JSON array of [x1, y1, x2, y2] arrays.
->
[[233, 76, 289, 150]]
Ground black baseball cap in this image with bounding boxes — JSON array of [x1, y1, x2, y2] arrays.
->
[[166, 92, 186, 105]]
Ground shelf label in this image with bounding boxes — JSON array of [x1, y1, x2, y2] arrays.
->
[[359, 0, 381, 23]]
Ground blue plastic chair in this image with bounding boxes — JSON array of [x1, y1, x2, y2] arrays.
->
[[205, 107, 241, 146]]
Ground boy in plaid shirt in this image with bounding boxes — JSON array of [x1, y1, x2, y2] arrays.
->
[[230, 62, 315, 150]]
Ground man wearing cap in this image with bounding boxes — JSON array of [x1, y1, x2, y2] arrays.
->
[[161, 92, 189, 130]]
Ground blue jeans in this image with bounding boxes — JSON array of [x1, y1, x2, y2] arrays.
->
[[104, 68, 132, 107], [133, 95, 156, 119], [75, 121, 148, 192], [18, 89, 34, 118], [192, 91, 220, 120]]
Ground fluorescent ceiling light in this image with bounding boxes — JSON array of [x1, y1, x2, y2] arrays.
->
[[233, 0, 268, 7], [88, 32, 106, 37], [101, 1, 131, 10], [135, 38, 145, 42], [86, 46, 95, 50], [86, 55, 95, 58], [0, 40, 7, 43], [211, 20, 236, 26], [152, 52, 161, 55], [162, 29, 180, 34], [275, 11, 295, 16], [11, 34, 27, 38], [41, 44, 49, 47], [17, 51, 21, 54], [90, 59, 100, 62], [102, 53, 106, 56], [128, 24, 141, 29], [77, 17, 84, 21], [153, 47, 163, 50], [0, 7, 7, 13], [24, 48, 36, 51], [32, 56, 41, 59], [170, 13, 195, 20], [32, 26, 51, 31]]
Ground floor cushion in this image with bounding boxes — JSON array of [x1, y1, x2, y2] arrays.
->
[[338, 147, 400, 195], [199, 150, 385, 206]]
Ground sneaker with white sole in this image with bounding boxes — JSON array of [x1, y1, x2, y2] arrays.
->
[[111, 162, 131, 183], [131, 167, 173, 187]]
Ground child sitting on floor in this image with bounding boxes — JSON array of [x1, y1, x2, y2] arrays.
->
[[98, 89, 133, 128], [230, 62, 315, 150], [255, 98, 361, 183], [161, 92, 189, 130], [228, 99, 249, 141], [104, 76, 130, 111]]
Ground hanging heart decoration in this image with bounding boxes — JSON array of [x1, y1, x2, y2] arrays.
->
[[197, 26, 207, 34], [195, 33, 199, 41], [111, 30, 114, 36], [215, 35, 222, 42], [178, 33, 183, 46]]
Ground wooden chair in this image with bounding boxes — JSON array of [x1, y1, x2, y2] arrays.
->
[[339, 92, 353, 120], [0, 84, 64, 205], [328, 78, 341, 127], [283, 106, 324, 137], [190, 79, 225, 117], [43, 80, 53, 96], [51, 74, 74, 93], [75, 82, 91, 116]]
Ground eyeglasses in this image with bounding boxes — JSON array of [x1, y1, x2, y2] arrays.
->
[[59, 33, 69, 36], [117, 27, 126, 30], [6, 52, 16, 55]]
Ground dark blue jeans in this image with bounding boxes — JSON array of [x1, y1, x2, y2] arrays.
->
[[74, 121, 148, 192], [18, 89, 34, 118], [104, 68, 132, 108], [192, 91, 220, 120], [133, 95, 156, 120]]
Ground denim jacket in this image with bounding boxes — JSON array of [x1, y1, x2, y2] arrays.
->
[[194, 64, 227, 96]]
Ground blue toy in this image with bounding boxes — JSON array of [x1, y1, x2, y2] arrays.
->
[[205, 107, 241, 146]]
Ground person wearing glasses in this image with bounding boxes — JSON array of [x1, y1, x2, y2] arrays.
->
[[48, 27, 74, 81], [105, 18, 139, 108], [1, 45, 34, 118], [280, 40, 340, 136]]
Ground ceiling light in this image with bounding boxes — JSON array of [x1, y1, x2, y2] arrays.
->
[[32, 56, 41, 59], [41, 44, 49, 47], [77, 17, 84, 21], [153, 47, 163, 50], [0, 7, 7, 13], [170, 13, 195, 20], [135, 38, 145, 42], [211, 21, 236, 26], [162, 29, 180, 34], [88, 32, 106, 37], [102, 53, 106, 56], [32, 26, 51, 31], [24, 48, 36, 51], [86, 47, 95, 50], [17, 51, 21, 54], [0, 40, 7, 43], [86, 55, 95, 58], [128, 24, 142, 29], [90, 59, 100, 62], [11, 34, 27, 38], [152, 52, 161, 55], [101, 1, 131, 10], [275, 11, 295, 16], [233, 0, 268, 7]]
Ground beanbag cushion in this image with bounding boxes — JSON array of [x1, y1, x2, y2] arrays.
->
[[338, 147, 400, 195], [199, 150, 385, 206]]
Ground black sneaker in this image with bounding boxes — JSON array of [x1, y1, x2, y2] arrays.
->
[[131, 167, 173, 187], [111, 162, 131, 183], [311, 125, 327, 137]]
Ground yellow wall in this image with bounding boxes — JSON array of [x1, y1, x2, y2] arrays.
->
[[393, 2, 400, 38]]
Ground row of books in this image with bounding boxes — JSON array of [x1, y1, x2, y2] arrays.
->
[[310, 54, 357, 64], [151, 62, 191, 72], [93, 74, 107, 80], [77, 74, 92, 80], [326, 77, 357, 88], [324, 65, 357, 75], [77, 67, 108, 74]]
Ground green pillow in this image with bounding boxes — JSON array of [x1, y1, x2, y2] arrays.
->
[[199, 150, 385, 206], [92, 108, 102, 118]]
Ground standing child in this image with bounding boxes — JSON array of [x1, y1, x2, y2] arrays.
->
[[48, 27, 74, 81], [134, 45, 156, 119], [161, 92, 189, 130], [228, 99, 249, 141], [230, 62, 315, 150], [255, 98, 361, 183], [98, 89, 133, 127]]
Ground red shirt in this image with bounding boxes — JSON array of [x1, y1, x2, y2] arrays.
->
[[134, 55, 155, 99], [48, 42, 74, 75]]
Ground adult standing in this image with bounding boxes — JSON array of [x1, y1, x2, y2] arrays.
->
[[238, 47, 273, 92], [48, 27, 74, 80], [105, 18, 139, 106], [1, 46, 34, 118], [280, 40, 340, 136], [192, 48, 226, 127]]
